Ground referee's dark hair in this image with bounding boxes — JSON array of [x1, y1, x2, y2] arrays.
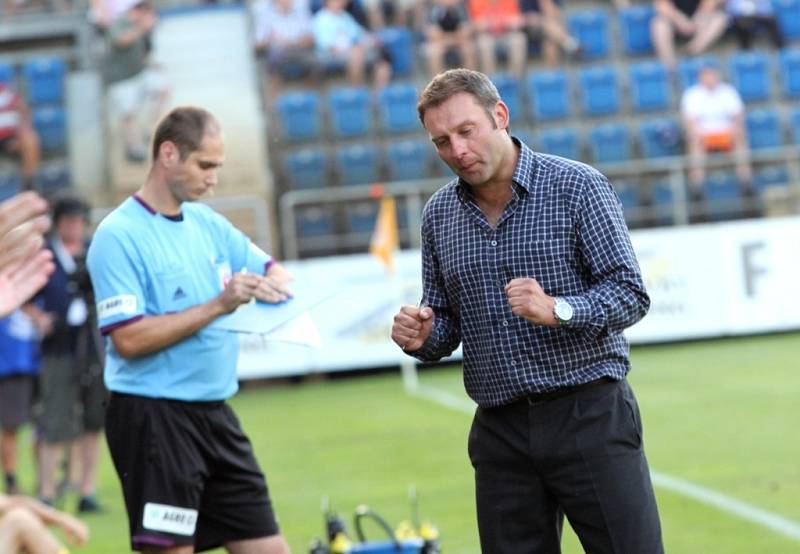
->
[[151, 106, 220, 161], [52, 195, 89, 225]]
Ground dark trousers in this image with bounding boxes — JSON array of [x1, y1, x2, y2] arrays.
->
[[468, 379, 664, 554]]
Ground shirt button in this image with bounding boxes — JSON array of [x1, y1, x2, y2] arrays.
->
[[490, 240, 497, 246], [510, 359, 517, 365], [502, 320, 509, 327]]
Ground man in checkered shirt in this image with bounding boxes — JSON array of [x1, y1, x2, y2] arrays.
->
[[391, 69, 663, 553]]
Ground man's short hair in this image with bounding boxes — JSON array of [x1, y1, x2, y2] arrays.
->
[[151, 106, 218, 161], [417, 69, 501, 127], [52, 196, 89, 224]]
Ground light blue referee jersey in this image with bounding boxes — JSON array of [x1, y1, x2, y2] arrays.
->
[[86, 196, 271, 401]]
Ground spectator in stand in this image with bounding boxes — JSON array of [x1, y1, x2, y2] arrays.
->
[[309, 0, 369, 26], [104, 0, 169, 163], [0, 492, 88, 553], [253, 0, 317, 97], [424, 0, 477, 76], [681, 62, 752, 199], [362, 0, 425, 31], [89, 0, 139, 28], [0, 82, 41, 192], [467, 0, 527, 78], [520, 0, 581, 67], [0, 310, 47, 495], [726, 0, 785, 50], [651, 0, 728, 71], [312, 0, 392, 89]]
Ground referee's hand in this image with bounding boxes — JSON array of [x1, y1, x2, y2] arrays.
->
[[391, 305, 434, 353], [217, 272, 262, 313]]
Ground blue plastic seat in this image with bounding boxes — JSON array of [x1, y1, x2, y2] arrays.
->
[[613, 181, 640, 211], [492, 73, 522, 120], [589, 123, 630, 164], [619, 6, 655, 55], [336, 143, 380, 186], [568, 10, 609, 59], [703, 171, 742, 220], [0, 62, 14, 85], [729, 52, 771, 102], [639, 118, 682, 158], [378, 82, 417, 134], [296, 205, 335, 237], [275, 90, 321, 141], [746, 109, 782, 150], [283, 148, 328, 190], [629, 61, 671, 112], [579, 65, 620, 116], [0, 172, 22, 201], [36, 162, 70, 197], [678, 56, 722, 89], [526, 70, 570, 121], [32, 106, 67, 151], [386, 140, 430, 182], [344, 200, 379, 234], [328, 86, 371, 138], [650, 180, 676, 226], [779, 48, 800, 98], [774, 0, 800, 41], [376, 26, 414, 76], [754, 165, 790, 194], [791, 109, 800, 144], [22, 57, 66, 105], [538, 128, 580, 160]]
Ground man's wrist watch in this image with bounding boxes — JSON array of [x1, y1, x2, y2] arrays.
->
[[553, 297, 574, 326]]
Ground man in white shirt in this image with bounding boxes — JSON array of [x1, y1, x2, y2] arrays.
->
[[680, 62, 752, 196]]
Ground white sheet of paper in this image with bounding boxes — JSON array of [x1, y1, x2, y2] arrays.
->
[[264, 311, 321, 347]]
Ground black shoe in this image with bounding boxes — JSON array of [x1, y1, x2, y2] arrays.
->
[[78, 495, 104, 513]]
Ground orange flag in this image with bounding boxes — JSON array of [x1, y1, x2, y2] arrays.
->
[[370, 195, 399, 274]]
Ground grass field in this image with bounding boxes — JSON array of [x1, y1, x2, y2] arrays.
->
[[15, 332, 800, 553]]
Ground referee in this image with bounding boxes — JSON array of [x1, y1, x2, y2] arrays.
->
[[87, 107, 293, 554]]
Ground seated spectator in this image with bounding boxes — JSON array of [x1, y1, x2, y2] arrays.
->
[[0, 493, 88, 553], [424, 0, 477, 76], [680, 62, 752, 198], [103, 0, 169, 163], [253, 0, 317, 96], [362, 0, 425, 31], [651, 0, 728, 71], [0, 83, 41, 191], [312, 0, 392, 89], [520, 0, 580, 67], [726, 0, 785, 50], [468, 0, 527, 77]]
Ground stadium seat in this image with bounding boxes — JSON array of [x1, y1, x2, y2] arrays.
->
[[729, 52, 771, 103], [567, 10, 610, 59], [678, 56, 722, 89], [275, 90, 321, 141], [619, 5, 655, 55], [589, 123, 630, 164], [22, 57, 66, 105], [579, 65, 620, 116], [492, 73, 522, 120], [526, 70, 570, 121], [754, 165, 790, 194], [376, 26, 414, 76], [613, 181, 640, 211], [791, 109, 800, 144], [629, 61, 671, 112], [639, 118, 682, 158], [378, 81, 417, 134], [774, 0, 800, 41], [36, 162, 70, 196], [386, 139, 430, 182], [746, 109, 782, 150], [703, 171, 742, 220], [32, 106, 67, 152], [0, 171, 21, 201], [513, 129, 534, 147], [650, 180, 676, 225], [296, 205, 335, 237], [335, 143, 380, 186], [538, 128, 580, 160], [283, 148, 328, 189], [0, 62, 14, 85], [344, 200, 379, 234], [779, 48, 800, 98], [328, 86, 371, 138]]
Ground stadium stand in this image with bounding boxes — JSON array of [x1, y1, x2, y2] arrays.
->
[[328, 86, 372, 138], [492, 73, 523, 121], [619, 5, 655, 56], [579, 65, 620, 116], [678, 55, 723, 89], [792, 109, 800, 143], [729, 51, 772, 103], [526, 70, 570, 121], [567, 9, 609, 59], [538, 127, 580, 160], [375, 26, 415, 77], [283, 148, 329, 190], [344, 200, 379, 234], [378, 81, 418, 134], [296, 205, 336, 237], [386, 139, 430, 182], [275, 90, 322, 141], [774, 0, 800, 41], [703, 171, 743, 220], [639, 118, 682, 159], [629, 60, 672, 112], [335, 143, 380, 186], [0, 62, 14, 86], [589, 123, 631, 164], [780, 48, 800, 97], [746, 109, 783, 150], [32, 106, 67, 153], [22, 57, 66, 106]]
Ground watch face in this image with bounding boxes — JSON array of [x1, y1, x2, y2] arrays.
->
[[556, 299, 573, 322]]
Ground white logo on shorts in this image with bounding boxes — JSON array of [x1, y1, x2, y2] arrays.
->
[[96, 294, 137, 319], [143, 502, 198, 536]]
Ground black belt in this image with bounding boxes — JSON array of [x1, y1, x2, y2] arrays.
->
[[519, 377, 616, 406]]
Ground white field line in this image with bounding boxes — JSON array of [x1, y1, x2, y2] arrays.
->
[[406, 382, 800, 543]]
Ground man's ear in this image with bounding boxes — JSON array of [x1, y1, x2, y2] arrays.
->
[[494, 101, 510, 131], [158, 141, 179, 168]]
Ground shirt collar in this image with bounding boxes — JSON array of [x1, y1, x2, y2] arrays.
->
[[454, 135, 537, 203]]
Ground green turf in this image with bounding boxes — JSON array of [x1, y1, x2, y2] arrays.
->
[[15, 332, 800, 553]]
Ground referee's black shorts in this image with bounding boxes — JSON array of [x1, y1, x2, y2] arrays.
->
[[106, 392, 280, 552]]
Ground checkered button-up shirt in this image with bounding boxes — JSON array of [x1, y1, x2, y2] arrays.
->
[[412, 139, 650, 407]]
